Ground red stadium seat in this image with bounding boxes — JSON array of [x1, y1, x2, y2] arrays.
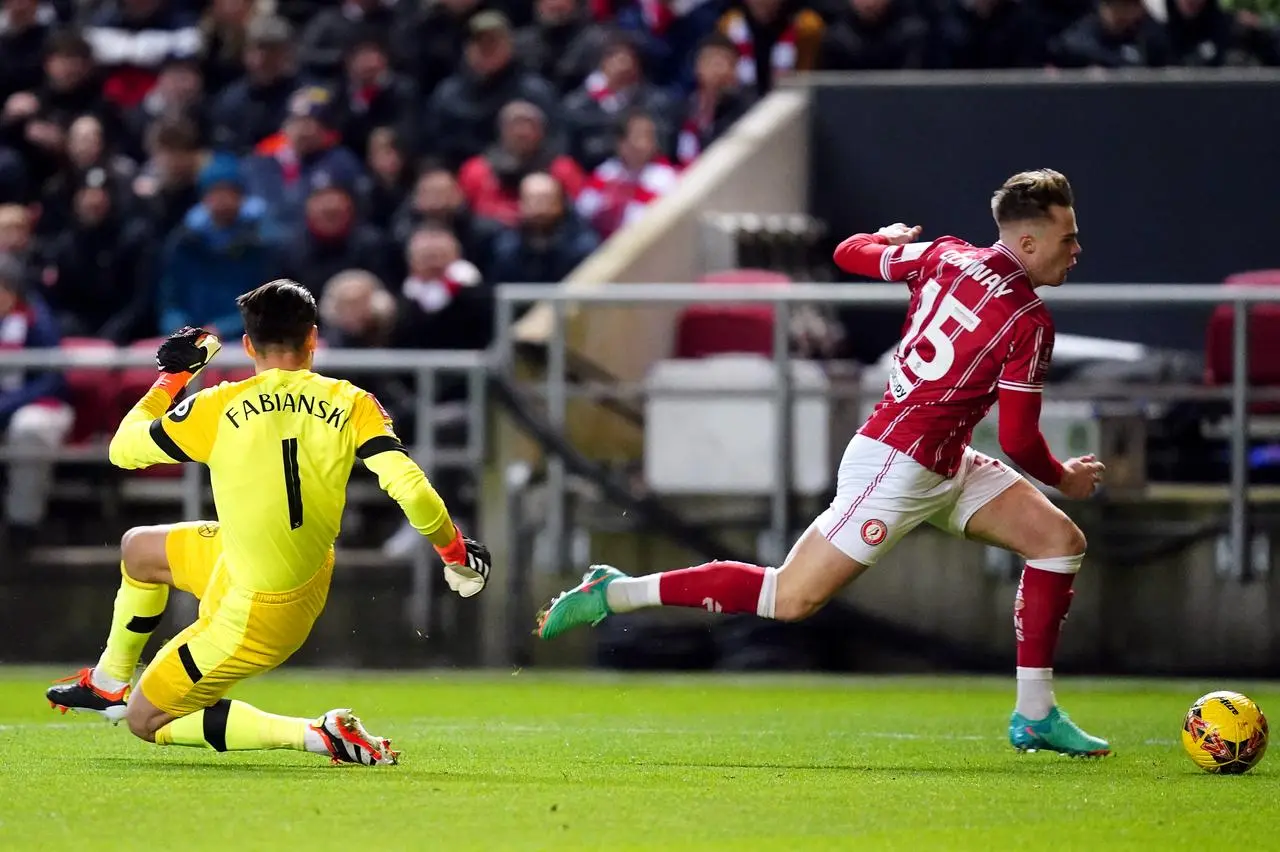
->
[[1225, 270, 1280, 287], [60, 337, 119, 445], [1204, 304, 1280, 413], [673, 269, 791, 359]]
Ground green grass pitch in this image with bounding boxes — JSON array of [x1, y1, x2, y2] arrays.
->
[[2, 669, 1279, 851]]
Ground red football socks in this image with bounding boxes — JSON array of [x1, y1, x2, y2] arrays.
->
[[658, 561, 766, 614], [1014, 561, 1078, 668]]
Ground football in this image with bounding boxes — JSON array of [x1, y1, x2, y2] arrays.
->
[[1181, 690, 1269, 774]]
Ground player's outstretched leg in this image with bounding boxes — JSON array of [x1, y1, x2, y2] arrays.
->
[[964, 480, 1110, 757], [135, 696, 399, 765], [47, 529, 172, 722], [536, 526, 868, 640], [536, 560, 777, 639]]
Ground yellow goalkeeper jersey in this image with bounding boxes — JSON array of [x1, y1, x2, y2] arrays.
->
[[109, 368, 456, 593]]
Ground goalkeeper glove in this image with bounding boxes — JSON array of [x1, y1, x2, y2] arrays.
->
[[153, 326, 221, 398], [434, 529, 492, 598]]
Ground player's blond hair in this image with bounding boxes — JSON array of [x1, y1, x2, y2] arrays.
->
[[991, 169, 1073, 226]]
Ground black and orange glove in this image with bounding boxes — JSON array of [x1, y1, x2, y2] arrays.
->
[[153, 327, 221, 398]]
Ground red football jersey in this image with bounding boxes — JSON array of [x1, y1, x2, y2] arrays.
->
[[849, 237, 1054, 477]]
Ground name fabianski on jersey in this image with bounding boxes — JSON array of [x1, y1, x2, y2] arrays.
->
[[224, 392, 349, 430]]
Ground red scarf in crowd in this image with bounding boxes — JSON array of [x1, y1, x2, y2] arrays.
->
[[677, 93, 717, 167], [576, 156, 679, 236], [723, 11, 798, 88], [584, 71, 635, 113]]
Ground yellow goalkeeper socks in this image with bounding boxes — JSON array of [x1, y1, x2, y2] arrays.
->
[[95, 563, 169, 685], [155, 699, 309, 752]]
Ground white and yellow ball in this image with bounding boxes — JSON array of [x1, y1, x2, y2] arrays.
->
[[1181, 690, 1268, 774]]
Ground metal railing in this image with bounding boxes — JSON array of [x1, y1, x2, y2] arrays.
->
[[496, 282, 1280, 580], [0, 346, 491, 632]]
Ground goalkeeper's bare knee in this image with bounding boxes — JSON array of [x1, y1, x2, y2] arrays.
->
[[121, 526, 173, 586]]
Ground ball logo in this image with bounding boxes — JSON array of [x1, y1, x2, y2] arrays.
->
[[861, 519, 887, 547]]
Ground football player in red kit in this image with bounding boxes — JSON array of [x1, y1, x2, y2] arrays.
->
[[536, 169, 1109, 757]]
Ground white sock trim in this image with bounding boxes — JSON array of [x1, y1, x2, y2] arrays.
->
[[604, 575, 662, 613], [1025, 553, 1084, 575], [1016, 666, 1054, 681], [757, 567, 778, 618]]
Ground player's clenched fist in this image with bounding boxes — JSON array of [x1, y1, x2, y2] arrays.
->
[[434, 531, 492, 598], [156, 326, 221, 378], [1058, 454, 1104, 500]]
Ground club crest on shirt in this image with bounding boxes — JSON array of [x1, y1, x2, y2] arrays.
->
[[861, 518, 888, 547], [197, 522, 219, 538]]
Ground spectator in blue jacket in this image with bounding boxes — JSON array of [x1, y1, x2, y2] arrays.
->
[[0, 253, 71, 547], [241, 85, 365, 232], [156, 151, 280, 337], [490, 171, 598, 297]]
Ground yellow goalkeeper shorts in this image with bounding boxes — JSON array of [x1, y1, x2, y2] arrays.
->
[[138, 520, 334, 716]]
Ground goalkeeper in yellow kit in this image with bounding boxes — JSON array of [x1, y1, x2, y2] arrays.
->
[[46, 280, 492, 766]]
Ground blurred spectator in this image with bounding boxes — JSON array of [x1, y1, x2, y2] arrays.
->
[[0, 252, 70, 548], [364, 126, 413, 232], [157, 152, 279, 337], [1037, 0, 1097, 39], [393, 0, 485, 98], [395, 225, 492, 350], [937, 0, 1048, 67], [0, 203, 38, 285], [123, 52, 206, 160], [329, 30, 418, 163], [84, 0, 202, 110], [1, 30, 123, 190], [576, 109, 678, 238], [0, 0, 56, 103], [676, 33, 753, 167], [0, 146, 26, 203], [718, 0, 825, 95], [423, 11, 563, 169], [317, 265, 419, 426], [210, 15, 301, 154], [37, 112, 136, 236], [393, 165, 504, 273], [817, 0, 931, 70], [490, 171, 598, 287], [40, 166, 153, 342], [563, 31, 675, 170], [458, 100, 586, 227], [319, 267, 397, 349], [243, 85, 365, 231], [1165, 0, 1280, 63], [132, 114, 205, 237], [200, 0, 255, 94], [278, 162, 390, 302], [515, 0, 612, 94], [1050, 0, 1172, 66], [600, 0, 725, 94], [300, 0, 399, 83]]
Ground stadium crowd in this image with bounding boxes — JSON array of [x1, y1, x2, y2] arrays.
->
[[0, 0, 1276, 540]]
